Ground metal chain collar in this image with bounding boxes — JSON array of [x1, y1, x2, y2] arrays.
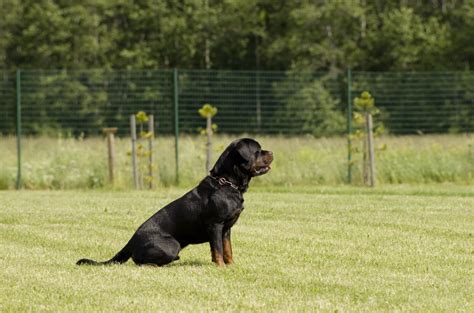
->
[[210, 175, 239, 190]]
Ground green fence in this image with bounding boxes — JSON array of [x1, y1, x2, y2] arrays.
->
[[351, 71, 474, 134], [0, 69, 473, 188], [1, 69, 473, 136]]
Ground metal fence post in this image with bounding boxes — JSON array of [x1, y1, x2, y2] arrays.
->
[[173, 68, 180, 184], [15, 69, 22, 190], [256, 70, 261, 131], [347, 68, 352, 184]]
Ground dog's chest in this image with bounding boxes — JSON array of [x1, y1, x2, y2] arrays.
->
[[222, 194, 243, 218], [209, 188, 244, 224], [223, 204, 243, 228]]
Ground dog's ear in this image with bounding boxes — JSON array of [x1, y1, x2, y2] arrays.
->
[[210, 147, 230, 175], [234, 139, 260, 171], [236, 139, 260, 160], [235, 144, 253, 163], [211, 139, 260, 176], [210, 140, 238, 175]]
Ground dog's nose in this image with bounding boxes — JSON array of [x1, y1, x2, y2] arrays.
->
[[266, 151, 273, 160]]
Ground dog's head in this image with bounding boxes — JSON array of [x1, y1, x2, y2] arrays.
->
[[210, 138, 273, 182]]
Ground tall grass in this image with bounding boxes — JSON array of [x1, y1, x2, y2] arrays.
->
[[0, 134, 472, 189]]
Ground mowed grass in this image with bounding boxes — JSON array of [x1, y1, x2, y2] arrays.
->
[[1, 186, 473, 312]]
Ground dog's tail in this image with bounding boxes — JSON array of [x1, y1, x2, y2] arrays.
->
[[76, 242, 132, 266]]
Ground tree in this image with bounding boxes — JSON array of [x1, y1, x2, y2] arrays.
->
[[268, 1, 366, 72], [275, 76, 345, 136], [365, 7, 449, 70]]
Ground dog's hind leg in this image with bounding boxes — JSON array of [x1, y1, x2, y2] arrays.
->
[[132, 236, 181, 266]]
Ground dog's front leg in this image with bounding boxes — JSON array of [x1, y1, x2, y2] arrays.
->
[[223, 229, 233, 264], [208, 223, 225, 266]]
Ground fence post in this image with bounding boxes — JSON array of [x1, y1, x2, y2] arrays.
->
[[346, 68, 352, 184], [15, 69, 22, 190], [367, 113, 376, 187], [256, 71, 261, 131], [173, 68, 180, 184], [130, 115, 139, 189], [148, 114, 154, 189]]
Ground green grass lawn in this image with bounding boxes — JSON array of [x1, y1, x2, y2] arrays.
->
[[1, 186, 473, 311]]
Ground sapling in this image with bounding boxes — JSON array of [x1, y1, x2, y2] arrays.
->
[[198, 104, 218, 174], [352, 91, 385, 186], [130, 111, 154, 189]]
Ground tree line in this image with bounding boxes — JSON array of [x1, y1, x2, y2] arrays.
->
[[1, 0, 473, 72], [0, 0, 472, 136]]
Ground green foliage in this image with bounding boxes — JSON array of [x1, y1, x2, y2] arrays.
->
[[132, 111, 154, 187], [276, 79, 345, 136], [354, 91, 375, 112], [199, 124, 217, 136], [350, 91, 386, 183], [198, 103, 217, 118], [352, 91, 384, 134], [197, 104, 218, 138], [0, 1, 472, 71], [135, 111, 149, 123]]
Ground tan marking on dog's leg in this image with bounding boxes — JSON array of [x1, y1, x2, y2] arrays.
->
[[223, 237, 233, 264], [211, 248, 225, 267]]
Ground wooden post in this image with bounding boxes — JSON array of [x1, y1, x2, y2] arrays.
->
[[363, 129, 368, 185], [138, 118, 143, 189], [366, 113, 376, 187], [102, 127, 118, 184], [148, 115, 154, 189], [130, 115, 139, 189], [206, 115, 212, 173]]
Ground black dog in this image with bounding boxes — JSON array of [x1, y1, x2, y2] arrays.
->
[[77, 138, 273, 267]]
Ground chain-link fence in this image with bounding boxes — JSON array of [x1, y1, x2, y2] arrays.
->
[[351, 71, 474, 134], [4, 70, 175, 136], [1, 69, 472, 136], [0, 72, 16, 134], [1, 69, 473, 188]]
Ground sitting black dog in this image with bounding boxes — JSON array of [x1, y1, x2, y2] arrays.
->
[[77, 138, 273, 267]]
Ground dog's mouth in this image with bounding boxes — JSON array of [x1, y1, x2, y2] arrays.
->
[[253, 165, 272, 176], [251, 152, 273, 176]]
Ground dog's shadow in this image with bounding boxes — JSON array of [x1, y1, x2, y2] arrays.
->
[[166, 259, 209, 268]]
